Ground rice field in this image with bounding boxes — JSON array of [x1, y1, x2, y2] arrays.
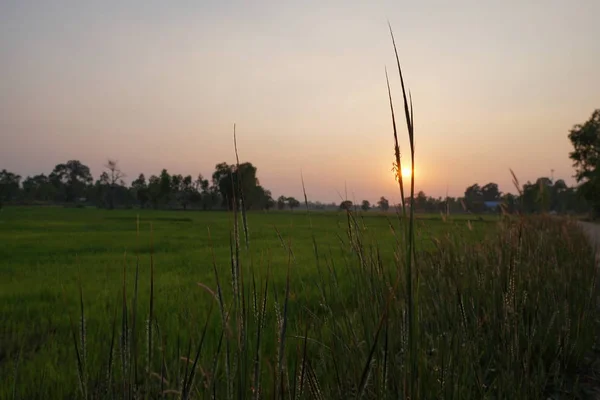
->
[[1, 206, 598, 398]]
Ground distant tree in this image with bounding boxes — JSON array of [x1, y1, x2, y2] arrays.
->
[[212, 163, 234, 208], [251, 186, 273, 210], [148, 175, 161, 209], [481, 183, 501, 202], [159, 169, 171, 206], [287, 197, 300, 211], [501, 193, 518, 214], [50, 160, 93, 202], [361, 200, 371, 211], [93, 171, 111, 207], [236, 162, 259, 209], [104, 159, 125, 209], [521, 177, 553, 213], [277, 196, 287, 210], [178, 175, 194, 210], [340, 200, 353, 211], [568, 109, 600, 216], [212, 162, 260, 210], [0, 169, 21, 208], [22, 174, 55, 202], [415, 191, 428, 212], [464, 184, 484, 212], [199, 176, 210, 193], [131, 174, 149, 208], [265, 194, 276, 211], [192, 174, 211, 210], [377, 196, 390, 211]]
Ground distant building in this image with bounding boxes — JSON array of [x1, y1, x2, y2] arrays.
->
[[483, 201, 502, 212]]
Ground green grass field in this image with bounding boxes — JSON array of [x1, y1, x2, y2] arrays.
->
[[1, 207, 598, 399]]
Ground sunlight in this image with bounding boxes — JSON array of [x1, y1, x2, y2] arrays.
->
[[401, 167, 412, 178]]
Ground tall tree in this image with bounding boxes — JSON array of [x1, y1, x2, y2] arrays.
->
[[50, 160, 93, 202], [568, 109, 600, 216]]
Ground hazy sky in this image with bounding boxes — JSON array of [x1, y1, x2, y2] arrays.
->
[[1, 0, 598, 203]]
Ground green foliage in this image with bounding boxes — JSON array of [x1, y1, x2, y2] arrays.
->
[[50, 160, 93, 202], [569, 109, 600, 216]]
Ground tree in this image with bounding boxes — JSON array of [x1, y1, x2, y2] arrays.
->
[[377, 196, 390, 211], [50, 160, 93, 202], [265, 193, 276, 211], [464, 184, 484, 212], [22, 174, 55, 202], [568, 109, 600, 216], [212, 162, 234, 208], [287, 197, 300, 211], [131, 174, 149, 208], [193, 174, 212, 210], [481, 183, 501, 202], [104, 159, 125, 209], [251, 186, 273, 210], [340, 200, 353, 211], [178, 175, 194, 210], [521, 177, 553, 213], [93, 171, 111, 207], [361, 200, 371, 211], [501, 193, 518, 214], [159, 169, 171, 206], [415, 191, 428, 212], [148, 175, 161, 209], [277, 196, 287, 210], [0, 169, 21, 208], [211, 162, 267, 210]]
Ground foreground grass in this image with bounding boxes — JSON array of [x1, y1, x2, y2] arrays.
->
[[1, 207, 598, 398], [0, 206, 493, 398]]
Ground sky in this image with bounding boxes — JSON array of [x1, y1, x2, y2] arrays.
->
[[1, 0, 598, 204]]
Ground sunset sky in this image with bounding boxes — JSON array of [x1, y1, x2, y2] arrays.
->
[[1, 0, 598, 204]]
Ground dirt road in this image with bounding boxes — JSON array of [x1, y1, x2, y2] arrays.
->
[[581, 221, 600, 253]]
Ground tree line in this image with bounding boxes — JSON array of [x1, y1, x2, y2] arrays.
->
[[342, 109, 600, 217], [1, 108, 598, 215], [0, 160, 293, 211], [335, 178, 590, 215], [0, 162, 592, 215]]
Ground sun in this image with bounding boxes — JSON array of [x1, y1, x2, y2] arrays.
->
[[401, 167, 412, 178]]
